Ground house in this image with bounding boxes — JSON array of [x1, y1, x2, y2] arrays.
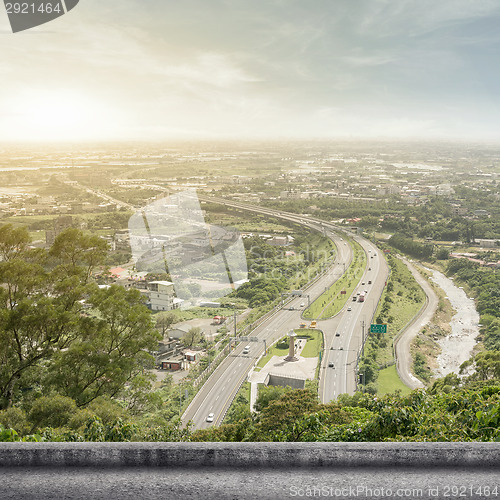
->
[[158, 355, 184, 371], [184, 350, 198, 362]]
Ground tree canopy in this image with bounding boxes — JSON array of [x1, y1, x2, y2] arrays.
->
[[0, 224, 160, 410]]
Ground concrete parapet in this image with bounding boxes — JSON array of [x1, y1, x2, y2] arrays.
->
[[1, 442, 499, 469]]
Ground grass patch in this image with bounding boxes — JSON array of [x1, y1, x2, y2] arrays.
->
[[297, 329, 323, 358], [222, 381, 252, 423], [256, 338, 290, 368], [359, 253, 426, 389], [303, 238, 367, 320], [377, 365, 412, 396], [370, 255, 426, 366]]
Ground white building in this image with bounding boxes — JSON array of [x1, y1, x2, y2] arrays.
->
[[148, 281, 176, 311]]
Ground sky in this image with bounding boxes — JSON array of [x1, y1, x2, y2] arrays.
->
[[1, 0, 500, 142]]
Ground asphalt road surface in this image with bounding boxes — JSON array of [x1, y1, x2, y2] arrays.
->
[[2, 466, 499, 500]]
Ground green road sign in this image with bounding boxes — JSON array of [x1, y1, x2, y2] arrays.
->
[[370, 324, 387, 334]]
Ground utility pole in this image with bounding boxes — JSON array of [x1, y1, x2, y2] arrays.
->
[[233, 306, 237, 337], [361, 320, 365, 358], [179, 385, 182, 417]]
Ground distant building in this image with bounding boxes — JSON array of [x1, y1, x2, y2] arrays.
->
[[475, 239, 499, 248], [280, 190, 302, 200], [268, 236, 288, 246], [450, 204, 468, 216], [45, 215, 73, 246], [474, 209, 489, 218]]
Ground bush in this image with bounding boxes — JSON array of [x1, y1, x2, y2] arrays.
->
[[28, 395, 77, 431]]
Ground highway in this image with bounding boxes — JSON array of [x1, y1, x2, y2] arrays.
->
[[197, 196, 389, 407], [319, 238, 389, 402], [182, 228, 352, 429], [182, 196, 389, 429]]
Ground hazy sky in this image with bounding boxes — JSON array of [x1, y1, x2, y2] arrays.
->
[[2, 0, 500, 142]]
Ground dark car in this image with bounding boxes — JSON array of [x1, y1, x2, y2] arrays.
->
[[328, 362, 334, 368]]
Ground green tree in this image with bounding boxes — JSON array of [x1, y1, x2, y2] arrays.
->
[[181, 327, 203, 347], [0, 224, 158, 411], [44, 286, 160, 406], [155, 311, 177, 337], [0, 226, 106, 408], [28, 394, 77, 431]]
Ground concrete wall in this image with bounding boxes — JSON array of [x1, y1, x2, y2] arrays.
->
[[268, 374, 306, 389], [1, 442, 500, 468], [2, 443, 499, 499]]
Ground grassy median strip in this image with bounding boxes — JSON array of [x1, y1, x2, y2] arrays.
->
[[303, 238, 367, 320]]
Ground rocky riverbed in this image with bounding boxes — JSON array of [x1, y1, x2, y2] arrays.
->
[[429, 270, 480, 377]]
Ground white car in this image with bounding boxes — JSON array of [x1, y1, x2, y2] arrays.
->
[[347, 307, 352, 311], [206, 413, 214, 423]]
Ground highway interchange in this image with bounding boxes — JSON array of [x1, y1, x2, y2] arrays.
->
[[183, 197, 389, 429]]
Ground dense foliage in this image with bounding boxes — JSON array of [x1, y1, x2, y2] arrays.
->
[[0, 224, 160, 412], [388, 233, 433, 259]]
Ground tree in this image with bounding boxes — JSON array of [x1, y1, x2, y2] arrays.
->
[[436, 248, 450, 260], [181, 327, 203, 347], [254, 385, 289, 412], [253, 389, 320, 440], [0, 226, 100, 408], [44, 285, 160, 406], [28, 394, 77, 431], [155, 312, 177, 337], [0, 224, 159, 410]]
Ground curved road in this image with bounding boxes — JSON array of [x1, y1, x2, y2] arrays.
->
[[394, 258, 439, 390]]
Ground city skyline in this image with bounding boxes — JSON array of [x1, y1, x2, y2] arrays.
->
[[1, 0, 500, 142]]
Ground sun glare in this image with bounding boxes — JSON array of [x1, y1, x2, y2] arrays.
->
[[7, 90, 114, 142]]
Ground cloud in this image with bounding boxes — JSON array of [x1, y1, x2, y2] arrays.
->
[[1, 0, 500, 140]]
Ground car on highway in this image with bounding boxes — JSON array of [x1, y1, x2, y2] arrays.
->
[[300, 302, 305, 307], [352, 296, 357, 301], [243, 345, 250, 354], [347, 307, 352, 311], [368, 280, 372, 284], [335, 332, 340, 337], [206, 413, 214, 423], [328, 362, 335, 368], [299, 322, 307, 328], [362, 281, 365, 285], [309, 321, 317, 328], [289, 305, 295, 310]]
